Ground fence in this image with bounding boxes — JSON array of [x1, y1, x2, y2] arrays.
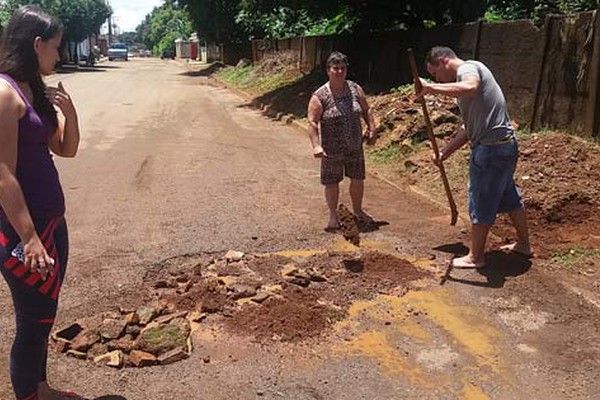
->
[[241, 11, 600, 137]]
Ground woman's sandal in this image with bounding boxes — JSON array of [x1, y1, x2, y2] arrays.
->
[[355, 213, 375, 226]]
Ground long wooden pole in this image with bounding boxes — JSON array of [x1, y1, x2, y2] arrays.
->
[[586, 9, 600, 137], [407, 49, 459, 226]]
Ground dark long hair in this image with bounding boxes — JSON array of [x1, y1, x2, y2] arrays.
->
[[0, 5, 63, 129]]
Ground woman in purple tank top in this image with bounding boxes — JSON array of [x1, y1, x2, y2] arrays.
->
[[0, 6, 82, 400]]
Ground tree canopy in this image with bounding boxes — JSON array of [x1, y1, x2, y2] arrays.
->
[[144, 0, 599, 43], [486, 0, 598, 23], [0, 0, 112, 43], [135, 0, 193, 55]]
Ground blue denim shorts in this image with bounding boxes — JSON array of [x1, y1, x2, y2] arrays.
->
[[468, 139, 523, 224]]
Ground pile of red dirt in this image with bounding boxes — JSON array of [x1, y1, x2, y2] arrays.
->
[[394, 131, 600, 257], [496, 133, 600, 255], [224, 251, 433, 342], [252, 50, 300, 78], [369, 91, 461, 145], [302, 251, 432, 308], [140, 250, 434, 343], [224, 286, 339, 342]]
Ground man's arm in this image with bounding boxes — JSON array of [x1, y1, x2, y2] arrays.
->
[[420, 75, 479, 99], [307, 95, 325, 157], [437, 127, 469, 165]]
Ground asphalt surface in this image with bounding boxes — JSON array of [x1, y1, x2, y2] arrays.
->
[[0, 59, 598, 400]]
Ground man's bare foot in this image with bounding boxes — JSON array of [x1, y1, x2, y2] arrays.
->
[[38, 383, 86, 400], [451, 254, 486, 269], [500, 242, 533, 257]]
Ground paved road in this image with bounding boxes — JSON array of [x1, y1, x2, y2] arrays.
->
[[0, 59, 598, 400]]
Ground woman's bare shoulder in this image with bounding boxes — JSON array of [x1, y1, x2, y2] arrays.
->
[[0, 79, 19, 101], [0, 79, 24, 113]]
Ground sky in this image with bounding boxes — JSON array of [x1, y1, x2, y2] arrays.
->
[[108, 0, 165, 32]]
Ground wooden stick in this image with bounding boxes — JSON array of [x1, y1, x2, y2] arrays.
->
[[407, 49, 459, 226]]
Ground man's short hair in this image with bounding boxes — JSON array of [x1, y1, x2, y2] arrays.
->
[[425, 46, 458, 66], [326, 51, 348, 69]]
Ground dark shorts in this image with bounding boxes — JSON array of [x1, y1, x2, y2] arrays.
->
[[468, 139, 523, 224], [321, 151, 366, 185]]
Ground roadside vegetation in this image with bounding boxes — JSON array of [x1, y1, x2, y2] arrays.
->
[[0, 0, 111, 45], [176, 0, 599, 43], [134, 1, 193, 56]]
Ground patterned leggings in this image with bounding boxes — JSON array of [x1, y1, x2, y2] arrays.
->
[[0, 216, 69, 400]]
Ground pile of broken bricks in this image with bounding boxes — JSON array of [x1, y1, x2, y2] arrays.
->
[[52, 302, 206, 368]]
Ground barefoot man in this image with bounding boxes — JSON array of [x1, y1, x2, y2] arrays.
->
[[417, 46, 532, 268]]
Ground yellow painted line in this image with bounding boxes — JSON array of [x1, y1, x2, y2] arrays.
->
[[461, 379, 490, 400], [331, 240, 360, 252], [336, 298, 432, 384], [400, 290, 508, 377], [397, 317, 432, 342], [334, 289, 512, 393], [273, 249, 326, 258], [359, 240, 397, 253], [345, 331, 429, 385]]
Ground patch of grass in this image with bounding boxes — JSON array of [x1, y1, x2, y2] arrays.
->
[[255, 72, 301, 92], [516, 127, 560, 137], [217, 65, 254, 86], [137, 325, 187, 355], [367, 141, 424, 166], [217, 65, 303, 95], [368, 144, 402, 164], [551, 247, 600, 266], [390, 83, 414, 96]]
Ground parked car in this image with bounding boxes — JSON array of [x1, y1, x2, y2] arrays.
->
[[108, 43, 128, 61], [160, 49, 175, 60]]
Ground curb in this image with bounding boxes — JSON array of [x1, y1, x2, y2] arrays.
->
[[212, 75, 302, 128]]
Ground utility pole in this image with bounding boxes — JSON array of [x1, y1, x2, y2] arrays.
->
[[107, 0, 113, 44]]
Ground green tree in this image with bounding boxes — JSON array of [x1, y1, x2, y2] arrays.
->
[[0, 0, 111, 42], [119, 31, 138, 46], [148, 0, 600, 43], [135, 1, 193, 55], [486, 0, 598, 23], [179, 0, 241, 43], [181, 0, 488, 41]]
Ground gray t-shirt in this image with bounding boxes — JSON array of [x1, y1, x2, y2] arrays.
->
[[457, 60, 513, 146]]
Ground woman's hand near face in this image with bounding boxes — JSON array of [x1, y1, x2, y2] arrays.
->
[[46, 82, 76, 119], [47, 81, 80, 157]]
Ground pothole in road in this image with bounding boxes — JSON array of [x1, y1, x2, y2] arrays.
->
[[52, 249, 436, 368]]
